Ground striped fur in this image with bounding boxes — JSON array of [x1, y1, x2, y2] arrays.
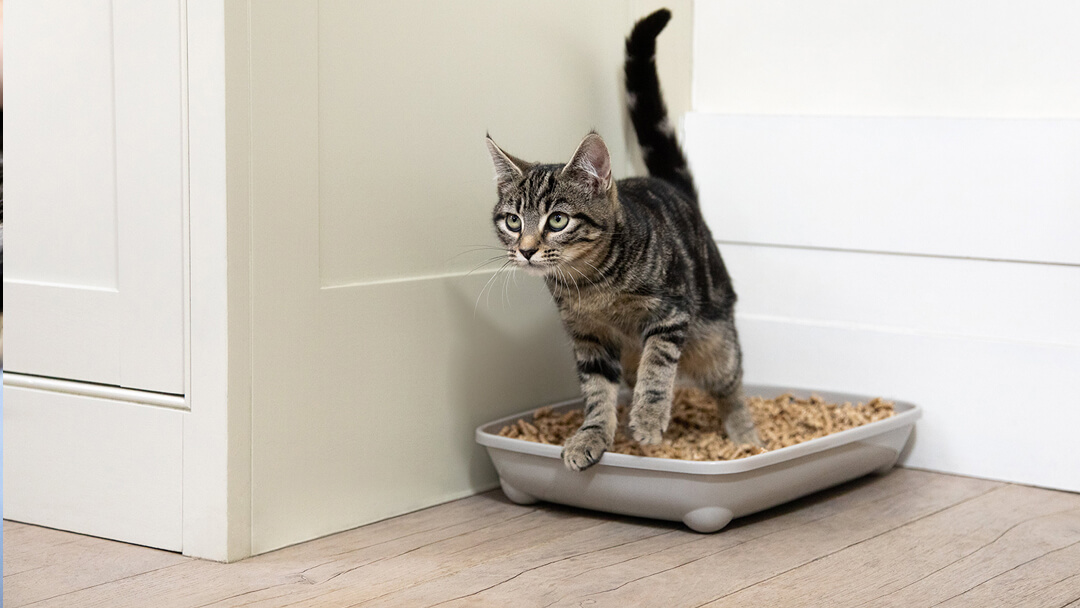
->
[[486, 9, 761, 471]]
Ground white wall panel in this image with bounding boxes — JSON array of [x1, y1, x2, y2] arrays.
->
[[723, 242, 1080, 491], [685, 113, 1080, 265], [737, 315, 1080, 493], [722, 244, 1080, 347], [692, 0, 1080, 119]]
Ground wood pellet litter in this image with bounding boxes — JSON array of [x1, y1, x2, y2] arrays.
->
[[498, 387, 895, 461]]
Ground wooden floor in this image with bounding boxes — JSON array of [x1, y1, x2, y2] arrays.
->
[[4, 469, 1080, 608]]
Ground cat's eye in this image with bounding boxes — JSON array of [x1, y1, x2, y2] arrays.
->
[[505, 214, 522, 232], [547, 213, 569, 231]]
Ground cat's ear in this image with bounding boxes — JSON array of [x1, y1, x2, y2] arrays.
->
[[561, 132, 612, 197], [486, 135, 531, 195]]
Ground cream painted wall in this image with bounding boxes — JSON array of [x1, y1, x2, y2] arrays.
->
[[316, 0, 691, 286], [687, 0, 1080, 490], [228, 0, 692, 554]]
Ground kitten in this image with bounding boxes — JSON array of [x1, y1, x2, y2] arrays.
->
[[486, 9, 762, 471]]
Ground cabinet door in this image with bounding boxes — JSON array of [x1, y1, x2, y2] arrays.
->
[[4, 0, 185, 394]]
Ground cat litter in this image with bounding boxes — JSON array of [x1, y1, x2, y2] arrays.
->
[[498, 388, 895, 461], [476, 384, 920, 532]]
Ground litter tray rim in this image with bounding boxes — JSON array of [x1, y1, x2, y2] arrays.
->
[[475, 384, 921, 476]]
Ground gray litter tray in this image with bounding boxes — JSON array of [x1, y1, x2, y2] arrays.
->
[[476, 384, 920, 532]]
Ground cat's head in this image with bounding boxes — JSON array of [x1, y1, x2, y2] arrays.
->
[[486, 132, 617, 277]]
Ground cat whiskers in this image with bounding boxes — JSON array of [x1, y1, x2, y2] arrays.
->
[[464, 254, 512, 277], [578, 259, 614, 288], [553, 264, 581, 304], [501, 264, 517, 308], [546, 264, 565, 302], [554, 266, 570, 303], [474, 259, 514, 316], [449, 245, 507, 261], [564, 264, 583, 302], [450, 244, 511, 276], [565, 262, 593, 289]]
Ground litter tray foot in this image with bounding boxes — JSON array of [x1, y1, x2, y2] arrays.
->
[[873, 460, 899, 475], [499, 479, 539, 505], [683, 507, 734, 533]]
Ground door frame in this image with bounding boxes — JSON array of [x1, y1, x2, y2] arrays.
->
[[182, 0, 253, 562]]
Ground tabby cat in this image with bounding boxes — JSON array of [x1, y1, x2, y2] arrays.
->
[[485, 9, 762, 471]]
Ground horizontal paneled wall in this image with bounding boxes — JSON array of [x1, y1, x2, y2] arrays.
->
[[688, 0, 1079, 490], [735, 314, 1080, 492], [686, 113, 1080, 491], [723, 244, 1080, 492]]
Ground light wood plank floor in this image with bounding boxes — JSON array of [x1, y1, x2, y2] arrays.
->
[[5, 469, 1080, 607]]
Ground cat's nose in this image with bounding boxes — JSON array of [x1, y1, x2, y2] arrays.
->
[[520, 248, 538, 260]]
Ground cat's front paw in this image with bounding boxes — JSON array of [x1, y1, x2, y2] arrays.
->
[[629, 412, 665, 445], [562, 428, 609, 471]]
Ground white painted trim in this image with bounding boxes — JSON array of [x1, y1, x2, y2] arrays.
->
[[3, 279, 118, 292], [718, 240, 1080, 269], [3, 373, 187, 410], [180, 0, 193, 415], [183, 0, 252, 562]]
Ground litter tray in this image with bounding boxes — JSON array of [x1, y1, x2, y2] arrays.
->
[[475, 384, 921, 532]]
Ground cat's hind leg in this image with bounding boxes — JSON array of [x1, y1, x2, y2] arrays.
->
[[681, 321, 763, 447], [713, 384, 761, 447]]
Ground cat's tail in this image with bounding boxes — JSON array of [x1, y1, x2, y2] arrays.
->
[[625, 8, 695, 200]]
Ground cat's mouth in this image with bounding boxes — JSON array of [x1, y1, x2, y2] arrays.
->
[[514, 258, 554, 276], [510, 252, 560, 276]]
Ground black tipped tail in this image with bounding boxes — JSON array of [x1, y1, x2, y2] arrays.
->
[[625, 8, 695, 200], [626, 8, 671, 57]]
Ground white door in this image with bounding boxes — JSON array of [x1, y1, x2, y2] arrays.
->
[[4, 0, 186, 394], [3, 0, 189, 551]]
